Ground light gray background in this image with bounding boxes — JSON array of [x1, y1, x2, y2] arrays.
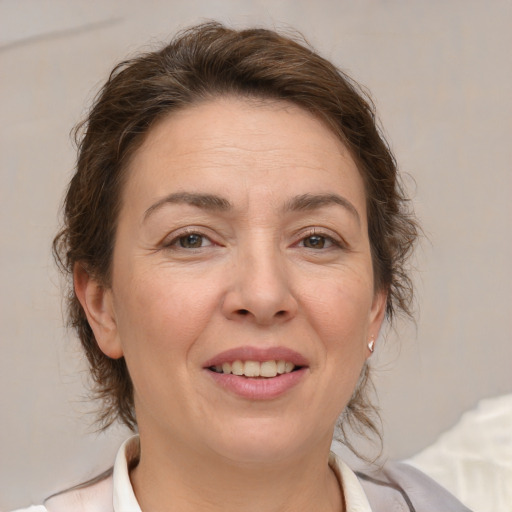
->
[[1, 1, 511, 509]]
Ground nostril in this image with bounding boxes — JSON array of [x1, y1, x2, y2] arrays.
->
[[276, 310, 286, 317], [237, 309, 250, 315]]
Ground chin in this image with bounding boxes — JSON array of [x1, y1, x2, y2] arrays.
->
[[205, 417, 325, 465]]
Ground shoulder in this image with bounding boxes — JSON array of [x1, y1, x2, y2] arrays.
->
[[356, 460, 473, 511], [10, 437, 133, 512], [39, 469, 114, 512], [10, 507, 49, 512]]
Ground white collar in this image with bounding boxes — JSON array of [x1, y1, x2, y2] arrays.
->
[[113, 436, 372, 512], [329, 452, 373, 512], [112, 436, 141, 512]]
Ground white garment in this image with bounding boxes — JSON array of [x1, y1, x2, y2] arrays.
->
[[12, 435, 372, 512], [408, 394, 512, 512]]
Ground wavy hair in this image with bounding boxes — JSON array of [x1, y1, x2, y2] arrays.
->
[[53, 22, 418, 453]]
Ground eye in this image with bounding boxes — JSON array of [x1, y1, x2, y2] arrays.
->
[[300, 233, 337, 249], [180, 233, 206, 248], [302, 234, 329, 249], [167, 232, 213, 249]]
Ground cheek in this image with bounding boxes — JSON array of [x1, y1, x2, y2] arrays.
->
[[114, 268, 221, 359], [112, 270, 223, 417], [301, 281, 373, 425], [303, 275, 374, 343]]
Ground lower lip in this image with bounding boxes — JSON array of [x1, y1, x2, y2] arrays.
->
[[206, 368, 307, 400]]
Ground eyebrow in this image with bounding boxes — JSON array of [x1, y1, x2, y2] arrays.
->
[[143, 191, 360, 225], [284, 193, 360, 225], [143, 192, 232, 221]]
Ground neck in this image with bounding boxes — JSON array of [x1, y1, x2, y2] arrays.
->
[[130, 431, 344, 512]]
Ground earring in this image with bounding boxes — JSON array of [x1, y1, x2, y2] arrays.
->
[[368, 336, 375, 353]]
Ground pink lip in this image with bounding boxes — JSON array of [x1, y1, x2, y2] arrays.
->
[[206, 368, 307, 400], [203, 346, 309, 400], [203, 346, 309, 368]]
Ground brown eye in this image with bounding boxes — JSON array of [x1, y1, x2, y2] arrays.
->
[[303, 235, 327, 249], [179, 234, 205, 248]]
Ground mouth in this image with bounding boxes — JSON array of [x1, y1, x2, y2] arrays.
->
[[208, 360, 302, 378], [203, 347, 308, 399]]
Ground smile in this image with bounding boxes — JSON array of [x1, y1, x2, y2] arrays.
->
[[204, 347, 308, 399], [209, 360, 297, 378]]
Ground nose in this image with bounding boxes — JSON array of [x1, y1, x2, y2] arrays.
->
[[221, 245, 298, 326]]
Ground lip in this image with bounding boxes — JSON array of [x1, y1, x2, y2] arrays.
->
[[206, 368, 307, 400], [203, 346, 309, 400], [203, 346, 309, 368]]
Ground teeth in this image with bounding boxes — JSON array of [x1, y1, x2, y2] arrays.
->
[[213, 360, 297, 377], [260, 361, 277, 377], [231, 360, 244, 376], [244, 361, 260, 377]]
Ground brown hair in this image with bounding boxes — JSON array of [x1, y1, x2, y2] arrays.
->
[[53, 22, 418, 450]]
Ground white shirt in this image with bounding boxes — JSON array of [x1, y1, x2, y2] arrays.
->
[[408, 394, 512, 512], [14, 435, 372, 512]]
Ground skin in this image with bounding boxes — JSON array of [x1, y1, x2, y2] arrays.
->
[[75, 97, 386, 512]]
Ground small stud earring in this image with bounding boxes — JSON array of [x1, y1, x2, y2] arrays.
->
[[368, 336, 375, 353]]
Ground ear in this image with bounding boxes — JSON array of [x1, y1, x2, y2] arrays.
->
[[73, 263, 124, 359], [367, 289, 387, 349]]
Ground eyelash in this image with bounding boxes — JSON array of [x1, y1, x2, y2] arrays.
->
[[163, 228, 215, 250], [295, 229, 344, 250], [162, 227, 345, 252]]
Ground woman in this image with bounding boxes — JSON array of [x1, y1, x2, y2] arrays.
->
[[17, 22, 471, 512]]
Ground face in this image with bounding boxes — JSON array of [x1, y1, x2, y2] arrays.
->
[[79, 97, 385, 464]]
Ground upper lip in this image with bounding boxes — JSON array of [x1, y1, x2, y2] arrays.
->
[[203, 346, 309, 368]]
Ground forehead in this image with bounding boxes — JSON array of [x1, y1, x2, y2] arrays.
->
[[136, 97, 348, 162], [123, 97, 366, 216]]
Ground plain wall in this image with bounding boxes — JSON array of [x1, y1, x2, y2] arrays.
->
[[1, 1, 511, 509]]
